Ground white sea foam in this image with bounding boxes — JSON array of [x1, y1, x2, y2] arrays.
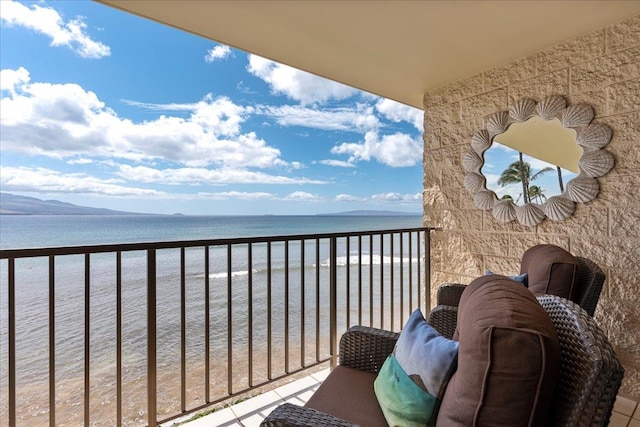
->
[[318, 255, 420, 267]]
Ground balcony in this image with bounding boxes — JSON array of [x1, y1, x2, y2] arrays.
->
[[1, 226, 435, 426]]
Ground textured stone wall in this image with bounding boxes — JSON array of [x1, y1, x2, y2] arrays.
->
[[422, 15, 640, 400]]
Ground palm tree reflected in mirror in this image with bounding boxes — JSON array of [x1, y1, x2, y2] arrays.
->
[[484, 143, 576, 206]]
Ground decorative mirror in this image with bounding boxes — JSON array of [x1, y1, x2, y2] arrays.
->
[[463, 95, 614, 226]]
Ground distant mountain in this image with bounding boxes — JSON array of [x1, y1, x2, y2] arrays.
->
[[318, 210, 421, 217], [0, 193, 140, 215]]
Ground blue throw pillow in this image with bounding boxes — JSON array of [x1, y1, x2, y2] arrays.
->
[[374, 309, 458, 427], [485, 270, 528, 286]]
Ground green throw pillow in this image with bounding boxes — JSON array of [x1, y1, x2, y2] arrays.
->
[[375, 354, 435, 427], [374, 309, 459, 427]]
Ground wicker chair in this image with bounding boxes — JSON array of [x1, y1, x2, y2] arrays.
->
[[428, 256, 606, 339], [261, 295, 623, 427]]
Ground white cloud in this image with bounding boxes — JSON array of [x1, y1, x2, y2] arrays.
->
[[0, 166, 161, 196], [375, 98, 423, 131], [195, 191, 275, 200], [331, 131, 422, 167], [67, 158, 93, 165], [0, 69, 292, 169], [115, 165, 326, 185], [371, 192, 422, 202], [335, 193, 361, 202], [483, 173, 500, 189], [335, 192, 421, 204], [285, 191, 322, 201], [247, 54, 357, 105], [0, 67, 30, 95], [525, 155, 556, 172], [319, 159, 355, 168], [1, 0, 110, 58], [204, 44, 232, 63], [255, 104, 379, 133], [289, 161, 304, 170]]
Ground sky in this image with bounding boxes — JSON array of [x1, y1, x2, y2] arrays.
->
[[0, 0, 425, 215]]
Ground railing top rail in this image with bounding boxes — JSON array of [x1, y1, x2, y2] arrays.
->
[[1, 226, 439, 259]]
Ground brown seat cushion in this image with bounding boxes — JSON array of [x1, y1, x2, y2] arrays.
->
[[305, 365, 388, 427], [520, 244, 579, 300], [437, 275, 560, 427]]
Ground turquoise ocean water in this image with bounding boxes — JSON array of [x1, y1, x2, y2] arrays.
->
[[0, 215, 423, 425]]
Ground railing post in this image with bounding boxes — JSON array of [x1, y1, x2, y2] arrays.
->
[[8, 259, 16, 427], [424, 229, 432, 313], [49, 256, 55, 427], [147, 250, 157, 427], [329, 236, 338, 369]]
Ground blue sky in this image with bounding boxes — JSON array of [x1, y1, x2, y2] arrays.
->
[[0, 0, 424, 215]]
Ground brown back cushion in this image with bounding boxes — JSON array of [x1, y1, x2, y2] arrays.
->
[[437, 275, 560, 427], [520, 244, 579, 300]]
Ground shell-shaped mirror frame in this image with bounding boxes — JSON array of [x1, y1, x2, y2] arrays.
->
[[463, 95, 614, 227]]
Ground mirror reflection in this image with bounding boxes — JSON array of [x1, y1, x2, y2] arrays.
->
[[481, 116, 582, 206], [482, 143, 578, 205]]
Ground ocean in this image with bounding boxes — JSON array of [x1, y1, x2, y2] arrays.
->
[[0, 214, 424, 426]]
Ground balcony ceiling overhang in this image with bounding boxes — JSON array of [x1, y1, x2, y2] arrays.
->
[[95, 1, 640, 110]]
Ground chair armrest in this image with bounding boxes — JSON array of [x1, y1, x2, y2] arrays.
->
[[339, 325, 399, 373], [436, 283, 467, 306], [427, 305, 458, 340], [261, 403, 357, 427]]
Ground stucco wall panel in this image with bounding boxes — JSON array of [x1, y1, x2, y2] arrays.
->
[[571, 45, 640, 93], [508, 68, 570, 103], [537, 29, 605, 74], [596, 298, 640, 362], [508, 233, 542, 258], [608, 269, 640, 304], [611, 207, 640, 238], [534, 234, 571, 250], [441, 117, 484, 147], [483, 56, 538, 90], [482, 255, 520, 276], [459, 88, 508, 121], [571, 236, 640, 271], [537, 206, 609, 237], [481, 212, 528, 233], [423, 87, 447, 109], [422, 125, 441, 149], [606, 15, 640, 53], [423, 14, 640, 400], [442, 209, 483, 232], [597, 175, 640, 206], [445, 74, 484, 103], [608, 77, 640, 114], [423, 102, 460, 127]]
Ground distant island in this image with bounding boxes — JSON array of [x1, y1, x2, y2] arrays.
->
[[0, 193, 141, 215], [0, 192, 421, 216]]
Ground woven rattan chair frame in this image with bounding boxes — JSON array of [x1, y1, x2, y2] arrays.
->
[[537, 295, 623, 427], [427, 304, 458, 339], [261, 403, 357, 427], [573, 256, 606, 317], [338, 325, 399, 373]]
